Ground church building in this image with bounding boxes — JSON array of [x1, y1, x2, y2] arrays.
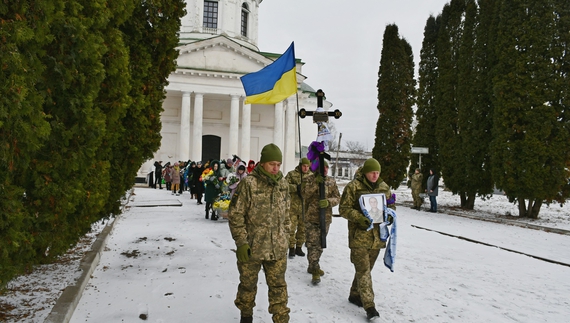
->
[[139, 0, 331, 176]]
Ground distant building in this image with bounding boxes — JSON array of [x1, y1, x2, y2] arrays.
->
[[138, 0, 331, 179], [329, 150, 372, 179]]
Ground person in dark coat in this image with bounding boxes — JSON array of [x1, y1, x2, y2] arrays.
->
[[204, 160, 222, 220], [426, 168, 439, 213], [153, 161, 163, 189], [192, 161, 205, 205]]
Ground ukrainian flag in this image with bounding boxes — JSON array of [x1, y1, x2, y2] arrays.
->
[[241, 42, 297, 105]]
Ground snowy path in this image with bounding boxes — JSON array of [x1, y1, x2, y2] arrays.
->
[[69, 187, 570, 322]]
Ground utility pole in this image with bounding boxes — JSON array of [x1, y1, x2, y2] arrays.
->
[[299, 89, 342, 248]]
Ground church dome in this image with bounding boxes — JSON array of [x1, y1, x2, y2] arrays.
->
[[179, 0, 262, 51]]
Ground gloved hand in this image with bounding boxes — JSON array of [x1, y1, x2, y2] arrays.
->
[[296, 184, 303, 198], [236, 244, 251, 263], [319, 199, 329, 208], [387, 214, 394, 225], [356, 215, 371, 230], [315, 174, 324, 184]]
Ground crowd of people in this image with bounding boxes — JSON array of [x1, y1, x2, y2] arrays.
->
[[148, 145, 405, 322], [150, 156, 257, 221]]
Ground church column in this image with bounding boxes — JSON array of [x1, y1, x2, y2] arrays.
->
[[241, 101, 251, 162], [284, 99, 296, 172], [229, 95, 240, 157], [273, 102, 284, 150], [192, 93, 204, 161], [179, 92, 191, 161]]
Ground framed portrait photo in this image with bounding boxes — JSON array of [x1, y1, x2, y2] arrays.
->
[[359, 193, 386, 223]]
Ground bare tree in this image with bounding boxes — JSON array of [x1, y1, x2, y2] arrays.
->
[[344, 140, 366, 153]]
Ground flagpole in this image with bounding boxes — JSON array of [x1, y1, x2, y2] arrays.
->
[[295, 92, 306, 224]]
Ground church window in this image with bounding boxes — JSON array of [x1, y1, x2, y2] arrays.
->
[[241, 3, 249, 37], [203, 1, 218, 29]]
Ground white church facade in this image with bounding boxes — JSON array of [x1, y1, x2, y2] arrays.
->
[[139, 0, 331, 177]]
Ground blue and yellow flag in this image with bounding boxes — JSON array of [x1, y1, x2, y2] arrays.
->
[[241, 42, 297, 105]]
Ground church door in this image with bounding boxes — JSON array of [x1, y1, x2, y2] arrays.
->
[[202, 135, 221, 162]]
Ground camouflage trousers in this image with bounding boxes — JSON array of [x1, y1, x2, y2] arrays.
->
[[288, 210, 306, 248], [305, 222, 330, 273], [349, 247, 381, 309], [411, 189, 423, 208], [235, 258, 290, 323]]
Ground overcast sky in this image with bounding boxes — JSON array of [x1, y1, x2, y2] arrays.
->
[[258, 0, 451, 150]]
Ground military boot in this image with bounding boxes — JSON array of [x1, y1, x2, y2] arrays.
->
[[240, 316, 253, 323], [295, 246, 305, 257], [311, 272, 321, 285], [307, 267, 325, 276], [365, 307, 380, 320], [288, 248, 295, 258]]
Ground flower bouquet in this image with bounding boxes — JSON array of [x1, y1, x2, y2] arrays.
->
[[213, 193, 231, 219]]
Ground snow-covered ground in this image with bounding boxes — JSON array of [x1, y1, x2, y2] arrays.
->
[[1, 184, 569, 322]]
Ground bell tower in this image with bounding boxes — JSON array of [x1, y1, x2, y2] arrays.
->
[[179, 0, 263, 51]]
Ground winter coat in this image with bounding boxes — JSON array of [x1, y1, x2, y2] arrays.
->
[[171, 166, 181, 184], [411, 172, 423, 192], [339, 169, 395, 250], [154, 161, 163, 176], [192, 165, 204, 194], [427, 173, 439, 196], [228, 165, 291, 261], [285, 166, 313, 216], [302, 174, 340, 225], [204, 161, 222, 203]]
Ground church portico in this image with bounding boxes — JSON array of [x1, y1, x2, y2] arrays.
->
[[138, 1, 330, 179]]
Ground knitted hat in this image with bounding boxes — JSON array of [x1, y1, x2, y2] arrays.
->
[[226, 158, 233, 165], [361, 158, 381, 174], [300, 157, 310, 165], [259, 143, 282, 163], [324, 160, 329, 167]]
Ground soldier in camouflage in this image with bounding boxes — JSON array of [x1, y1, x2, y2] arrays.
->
[[411, 168, 424, 210], [285, 157, 313, 258], [228, 144, 291, 323], [301, 160, 340, 284], [339, 158, 395, 321]]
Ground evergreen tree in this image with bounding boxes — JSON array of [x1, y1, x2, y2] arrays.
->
[[412, 15, 441, 186], [491, 0, 569, 218], [0, 0, 53, 283], [110, 0, 186, 212], [372, 24, 416, 189], [455, 0, 496, 209], [434, 0, 466, 201]]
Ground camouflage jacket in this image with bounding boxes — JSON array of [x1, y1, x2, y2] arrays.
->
[[411, 172, 423, 191], [285, 166, 313, 214], [302, 174, 340, 225], [339, 170, 395, 249], [228, 166, 291, 261]]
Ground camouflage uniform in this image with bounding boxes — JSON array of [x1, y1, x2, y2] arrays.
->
[[411, 171, 424, 209], [285, 166, 312, 249], [228, 166, 291, 323], [302, 174, 340, 274], [339, 169, 395, 310]]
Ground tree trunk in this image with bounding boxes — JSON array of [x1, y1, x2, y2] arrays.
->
[[463, 193, 476, 210], [459, 192, 467, 208], [529, 199, 542, 219], [518, 198, 527, 217]]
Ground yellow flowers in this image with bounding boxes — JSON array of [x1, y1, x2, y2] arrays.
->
[[213, 199, 230, 211]]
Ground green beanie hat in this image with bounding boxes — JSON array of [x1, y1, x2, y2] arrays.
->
[[300, 157, 310, 165], [260, 143, 282, 163], [361, 158, 381, 174], [324, 160, 329, 167]]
